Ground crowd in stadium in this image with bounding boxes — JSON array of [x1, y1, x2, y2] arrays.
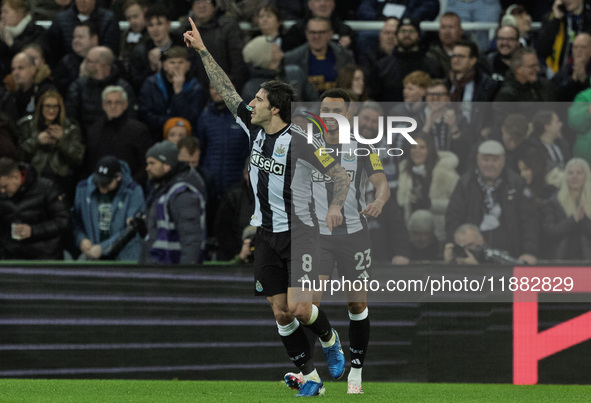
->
[[0, 0, 590, 264]]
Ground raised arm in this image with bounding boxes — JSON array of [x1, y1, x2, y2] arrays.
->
[[183, 17, 242, 118]]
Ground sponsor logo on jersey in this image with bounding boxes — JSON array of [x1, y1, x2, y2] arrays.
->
[[273, 144, 287, 157], [314, 147, 334, 168], [370, 153, 384, 171], [250, 149, 285, 175]]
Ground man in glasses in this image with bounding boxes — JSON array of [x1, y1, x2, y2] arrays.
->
[[488, 25, 522, 82]]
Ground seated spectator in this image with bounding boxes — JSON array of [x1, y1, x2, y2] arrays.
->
[[390, 70, 429, 130], [163, 116, 191, 144], [537, 0, 591, 78], [228, 225, 256, 265], [66, 46, 135, 136], [140, 141, 205, 264], [119, 0, 148, 80], [552, 32, 591, 102], [138, 46, 203, 141], [397, 132, 459, 241], [17, 89, 84, 205], [83, 85, 151, 186], [0, 0, 49, 79], [542, 158, 591, 260], [29, 0, 71, 21], [357, 0, 439, 21], [128, 4, 184, 93], [426, 12, 464, 77], [283, 16, 355, 96], [498, 4, 535, 48], [177, 0, 248, 92], [251, 4, 287, 49], [487, 25, 521, 82], [445, 140, 539, 263], [407, 209, 442, 261], [529, 110, 572, 171], [283, 0, 355, 52], [368, 18, 443, 102], [0, 157, 69, 260], [72, 156, 144, 261], [241, 35, 318, 102], [498, 113, 533, 173], [568, 83, 591, 167], [47, 0, 120, 64], [357, 17, 398, 75], [335, 64, 368, 103], [446, 0, 500, 51], [518, 148, 558, 212], [7, 52, 54, 120], [53, 21, 99, 96]]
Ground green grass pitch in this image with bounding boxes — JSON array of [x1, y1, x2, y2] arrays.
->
[[1, 380, 591, 402]]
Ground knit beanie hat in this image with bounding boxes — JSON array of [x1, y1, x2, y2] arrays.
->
[[146, 140, 178, 167]]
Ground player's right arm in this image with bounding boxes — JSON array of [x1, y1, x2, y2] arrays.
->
[[183, 17, 242, 118]]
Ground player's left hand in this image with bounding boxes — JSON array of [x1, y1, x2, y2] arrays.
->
[[360, 200, 384, 218], [12, 224, 32, 240], [325, 205, 343, 231]]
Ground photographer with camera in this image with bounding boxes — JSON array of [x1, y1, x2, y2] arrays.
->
[[71, 156, 145, 261]]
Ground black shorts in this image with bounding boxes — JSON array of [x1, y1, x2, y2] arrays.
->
[[316, 229, 372, 281], [253, 225, 319, 297]]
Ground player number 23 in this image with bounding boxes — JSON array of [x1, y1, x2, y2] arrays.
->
[[354, 249, 371, 271]]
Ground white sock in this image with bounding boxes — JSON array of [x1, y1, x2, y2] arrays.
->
[[276, 319, 299, 336], [304, 369, 321, 383], [348, 367, 362, 384], [304, 304, 319, 325], [349, 307, 369, 321], [320, 330, 335, 348]]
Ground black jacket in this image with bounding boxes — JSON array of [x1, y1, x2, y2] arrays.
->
[[0, 163, 69, 259], [0, 18, 49, 78], [542, 196, 591, 260]]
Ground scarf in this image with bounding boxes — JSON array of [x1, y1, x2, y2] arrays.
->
[[475, 168, 502, 232], [450, 72, 474, 102], [5, 14, 32, 39]]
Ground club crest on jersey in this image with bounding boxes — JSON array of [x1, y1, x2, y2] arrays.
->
[[273, 144, 287, 157], [341, 150, 356, 162], [250, 149, 285, 175]]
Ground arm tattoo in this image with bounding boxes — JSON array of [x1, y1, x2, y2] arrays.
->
[[198, 49, 242, 117], [326, 164, 350, 207]]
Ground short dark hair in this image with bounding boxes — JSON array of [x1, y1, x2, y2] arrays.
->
[[454, 39, 479, 59], [259, 80, 297, 124], [162, 46, 188, 61], [75, 20, 98, 38], [178, 136, 200, 154], [511, 46, 536, 71], [307, 16, 332, 31], [145, 4, 169, 21], [0, 157, 19, 177], [320, 88, 352, 110], [495, 24, 519, 40]]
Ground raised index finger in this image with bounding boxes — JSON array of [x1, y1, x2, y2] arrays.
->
[[189, 17, 197, 31]]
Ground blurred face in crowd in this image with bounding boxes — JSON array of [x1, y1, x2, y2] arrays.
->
[[24, 46, 44, 66], [178, 146, 200, 168], [192, 0, 215, 25], [308, 0, 334, 18], [11, 53, 36, 90], [451, 45, 477, 77], [98, 175, 121, 194], [516, 52, 539, 83], [257, 8, 280, 36], [513, 10, 532, 36], [572, 33, 591, 63], [410, 138, 428, 166], [1, 2, 24, 27], [125, 4, 146, 33], [357, 107, 381, 139], [145, 157, 171, 180], [409, 230, 433, 249], [306, 19, 332, 53], [454, 228, 484, 250], [166, 127, 188, 145], [351, 69, 364, 96], [477, 154, 505, 182], [426, 84, 450, 111], [564, 0, 584, 15], [163, 56, 190, 83], [403, 83, 426, 103], [75, 0, 95, 15], [72, 26, 98, 58], [85, 47, 110, 79], [379, 18, 398, 53], [518, 160, 533, 185], [439, 15, 463, 48], [269, 42, 284, 69], [501, 128, 523, 151], [397, 24, 419, 49], [41, 96, 61, 124], [0, 170, 21, 198], [102, 90, 128, 120], [496, 26, 520, 57], [545, 113, 563, 137], [147, 16, 170, 46], [566, 163, 586, 192]]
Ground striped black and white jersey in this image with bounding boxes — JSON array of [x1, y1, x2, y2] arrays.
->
[[312, 135, 384, 236], [236, 102, 337, 233]]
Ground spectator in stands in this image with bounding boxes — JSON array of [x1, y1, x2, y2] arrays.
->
[[65, 46, 135, 135], [282, 0, 355, 52], [53, 21, 99, 96], [498, 4, 535, 48], [177, 0, 248, 92], [426, 12, 464, 76], [542, 158, 591, 260], [47, 0, 120, 64], [163, 117, 191, 144], [357, 17, 398, 75], [214, 159, 253, 261], [335, 64, 368, 102], [518, 148, 557, 208], [389, 70, 429, 133], [488, 25, 521, 82], [251, 4, 286, 49], [568, 86, 591, 168], [552, 32, 591, 102], [446, 0, 500, 51], [72, 156, 145, 261], [537, 0, 591, 78], [138, 46, 203, 141], [141, 140, 205, 264], [177, 135, 209, 199], [443, 223, 520, 264], [8, 52, 54, 119], [498, 113, 534, 173], [445, 140, 539, 263], [198, 84, 249, 201], [228, 225, 256, 265], [407, 209, 442, 261], [30, 0, 71, 21], [118, 0, 148, 83], [368, 18, 443, 102], [530, 110, 571, 171], [83, 85, 151, 186], [241, 35, 318, 102], [17, 89, 84, 205], [0, 0, 49, 79], [0, 112, 18, 159], [283, 16, 355, 95], [0, 157, 69, 260], [128, 4, 184, 93], [494, 47, 556, 102], [397, 132, 459, 241], [449, 40, 498, 104], [357, 0, 439, 21]]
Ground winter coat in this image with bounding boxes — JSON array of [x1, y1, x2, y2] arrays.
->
[[397, 151, 460, 241], [214, 179, 253, 261], [494, 71, 557, 103], [445, 168, 539, 258], [71, 160, 145, 261], [0, 16, 49, 78], [0, 163, 69, 259], [542, 196, 591, 260], [53, 53, 83, 97], [241, 64, 318, 103], [567, 84, 591, 168], [140, 163, 205, 265]]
